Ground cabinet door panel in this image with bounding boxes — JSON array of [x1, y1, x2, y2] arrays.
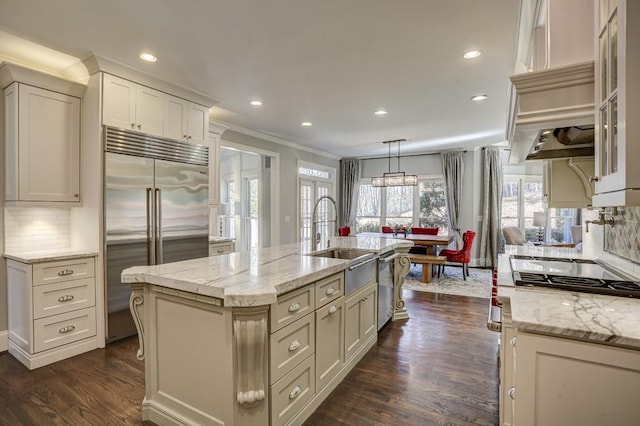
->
[[103, 74, 135, 130], [315, 297, 344, 391], [360, 284, 377, 342], [187, 103, 209, 145], [135, 85, 164, 137], [18, 85, 80, 202], [344, 292, 362, 362], [163, 95, 188, 141]]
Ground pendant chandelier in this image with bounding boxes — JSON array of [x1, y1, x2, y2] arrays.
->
[[371, 139, 418, 187]]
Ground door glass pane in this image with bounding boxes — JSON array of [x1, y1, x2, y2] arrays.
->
[[548, 209, 577, 243], [300, 181, 313, 249], [355, 184, 381, 233], [600, 31, 608, 102], [523, 179, 544, 241], [418, 180, 448, 232], [600, 106, 609, 176], [315, 184, 333, 250], [247, 178, 259, 249], [385, 186, 413, 227], [611, 97, 618, 174], [600, 0, 608, 28], [501, 177, 519, 230], [611, 12, 618, 92]]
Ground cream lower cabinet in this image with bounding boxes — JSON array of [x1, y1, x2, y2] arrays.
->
[[512, 332, 640, 426], [7, 256, 98, 369], [344, 281, 377, 362], [499, 302, 516, 426], [209, 240, 235, 256]]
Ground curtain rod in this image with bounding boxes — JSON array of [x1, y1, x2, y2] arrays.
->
[[353, 149, 468, 161]]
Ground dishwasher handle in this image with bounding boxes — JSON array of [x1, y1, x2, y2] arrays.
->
[[348, 257, 377, 271], [379, 253, 400, 263]]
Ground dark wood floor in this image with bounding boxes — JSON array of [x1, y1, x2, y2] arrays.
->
[[0, 290, 499, 425]]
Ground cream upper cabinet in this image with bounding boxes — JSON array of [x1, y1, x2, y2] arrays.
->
[[4, 82, 80, 204], [593, 0, 640, 206], [163, 96, 209, 145], [102, 74, 163, 137]]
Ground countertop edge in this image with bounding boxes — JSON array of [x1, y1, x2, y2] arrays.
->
[[4, 250, 99, 264]]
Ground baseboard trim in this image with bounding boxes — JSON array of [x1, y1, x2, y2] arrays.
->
[[0, 330, 8, 352], [9, 337, 98, 370]]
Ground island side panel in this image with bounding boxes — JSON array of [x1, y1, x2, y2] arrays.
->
[[140, 285, 269, 426]]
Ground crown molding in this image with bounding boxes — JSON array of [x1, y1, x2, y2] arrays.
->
[[0, 61, 85, 97]]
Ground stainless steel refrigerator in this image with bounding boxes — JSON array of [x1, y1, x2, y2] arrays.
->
[[104, 127, 209, 342]]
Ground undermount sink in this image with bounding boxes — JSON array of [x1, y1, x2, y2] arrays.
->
[[306, 248, 374, 261]]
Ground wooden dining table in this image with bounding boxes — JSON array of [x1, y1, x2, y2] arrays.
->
[[357, 232, 455, 255]]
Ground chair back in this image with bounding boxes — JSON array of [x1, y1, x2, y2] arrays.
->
[[338, 226, 351, 236], [461, 231, 476, 258], [502, 226, 526, 245], [411, 227, 439, 235], [381, 226, 394, 233]]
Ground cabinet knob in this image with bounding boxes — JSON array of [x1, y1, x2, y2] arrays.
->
[[131, 123, 135, 128], [589, 176, 600, 183], [288, 339, 301, 352], [74, 193, 79, 198], [288, 302, 301, 312], [508, 387, 516, 400], [58, 325, 76, 334], [328, 305, 338, 314], [187, 135, 192, 140], [326, 287, 335, 295], [184, 134, 188, 139], [289, 385, 302, 400], [137, 124, 142, 130], [510, 336, 517, 347]]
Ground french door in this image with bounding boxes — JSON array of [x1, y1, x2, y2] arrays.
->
[[299, 179, 333, 251]]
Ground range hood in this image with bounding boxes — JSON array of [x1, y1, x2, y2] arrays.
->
[[507, 61, 595, 163]]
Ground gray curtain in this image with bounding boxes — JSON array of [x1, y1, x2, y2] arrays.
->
[[441, 151, 465, 247], [340, 159, 361, 227], [479, 147, 503, 268]]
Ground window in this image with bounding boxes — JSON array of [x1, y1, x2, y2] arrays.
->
[[501, 174, 578, 244], [355, 177, 449, 233]]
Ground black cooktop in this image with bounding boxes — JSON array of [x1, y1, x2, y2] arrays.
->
[[511, 255, 640, 298]]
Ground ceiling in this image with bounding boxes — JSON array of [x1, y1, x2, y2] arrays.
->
[[0, 0, 517, 158]]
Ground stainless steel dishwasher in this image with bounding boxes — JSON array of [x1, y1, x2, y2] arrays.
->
[[377, 251, 398, 330]]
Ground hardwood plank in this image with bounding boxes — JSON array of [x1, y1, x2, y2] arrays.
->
[[0, 290, 499, 425]]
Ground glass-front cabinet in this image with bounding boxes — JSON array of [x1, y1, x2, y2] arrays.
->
[[593, 0, 640, 206]]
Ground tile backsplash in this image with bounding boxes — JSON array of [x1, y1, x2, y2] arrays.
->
[[4, 207, 70, 252], [604, 207, 640, 263]]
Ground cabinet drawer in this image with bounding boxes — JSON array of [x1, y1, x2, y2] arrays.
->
[[209, 242, 234, 256], [34, 307, 97, 353], [314, 272, 344, 308], [270, 313, 315, 385], [33, 258, 95, 286], [271, 286, 314, 332], [270, 355, 315, 426], [33, 277, 96, 319]]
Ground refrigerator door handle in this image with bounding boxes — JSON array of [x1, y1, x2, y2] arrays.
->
[[146, 187, 156, 265], [155, 188, 163, 264]]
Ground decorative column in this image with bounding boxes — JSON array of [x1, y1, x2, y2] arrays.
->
[[129, 283, 145, 360], [233, 307, 269, 406]]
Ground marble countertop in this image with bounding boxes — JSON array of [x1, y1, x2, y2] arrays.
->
[[497, 247, 640, 349], [4, 249, 99, 264], [122, 236, 412, 307]]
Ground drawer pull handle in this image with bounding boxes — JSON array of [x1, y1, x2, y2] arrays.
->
[[59, 325, 76, 334], [288, 340, 301, 352], [289, 385, 301, 400], [326, 287, 335, 295], [217, 249, 224, 253], [57, 269, 75, 276], [328, 305, 338, 314], [288, 302, 301, 312], [508, 387, 516, 400], [57, 295, 75, 303]]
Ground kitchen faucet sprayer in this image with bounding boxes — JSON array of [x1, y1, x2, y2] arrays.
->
[[311, 195, 338, 251], [584, 207, 617, 232]]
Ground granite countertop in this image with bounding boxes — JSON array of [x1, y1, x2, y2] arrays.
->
[[497, 246, 640, 349], [4, 249, 99, 264], [122, 236, 412, 307]]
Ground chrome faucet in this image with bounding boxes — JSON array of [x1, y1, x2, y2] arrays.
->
[[585, 207, 617, 232], [311, 195, 338, 251]]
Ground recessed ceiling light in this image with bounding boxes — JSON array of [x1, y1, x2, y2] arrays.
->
[[374, 109, 388, 116], [139, 52, 157, 62], [463, 50, 482, 59], [249, 100, 263, 106], [301, 121, 312, 127], [471, 94, 488, 102]]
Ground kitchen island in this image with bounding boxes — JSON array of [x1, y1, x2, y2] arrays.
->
[[496, 245, 640, 426], [122, 236, 412, 426]]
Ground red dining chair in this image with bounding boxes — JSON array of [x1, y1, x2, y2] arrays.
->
[[408, 227, 439, 254], [381, 226, 394, 233], [438, 230, 476, 280]]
